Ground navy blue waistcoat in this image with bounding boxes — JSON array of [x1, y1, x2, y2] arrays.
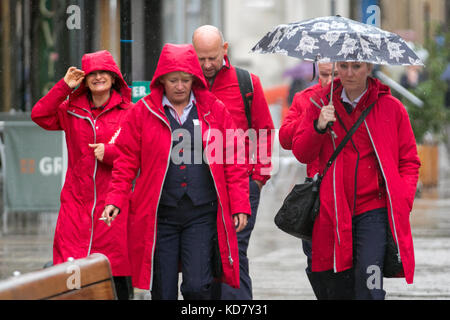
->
[[159, 104, 217, 207]]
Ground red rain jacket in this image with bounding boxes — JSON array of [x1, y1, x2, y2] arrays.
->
[[105, 44, 251, 290], [31, 50, 132, 276], [292, 77, 420, 283], [208, 56, 274, 185], [279, 82, 322, 178]]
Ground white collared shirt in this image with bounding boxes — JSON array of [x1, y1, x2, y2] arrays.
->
[[162, 92, 196, 125], [341, 88, 367, 109]]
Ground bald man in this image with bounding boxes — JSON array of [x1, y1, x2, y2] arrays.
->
[[193, 25, 274, 300]]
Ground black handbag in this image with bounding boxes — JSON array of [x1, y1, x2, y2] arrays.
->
[[274, 102, 375, 241], [274, 175, 321, 240]]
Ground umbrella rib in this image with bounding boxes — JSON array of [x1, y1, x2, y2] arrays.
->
[[310, 97, 322, 110]]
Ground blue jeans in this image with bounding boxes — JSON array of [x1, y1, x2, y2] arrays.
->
[[213, 178, 261, 300]]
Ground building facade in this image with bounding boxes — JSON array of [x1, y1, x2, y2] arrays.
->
[[0, 0, 448, 112]]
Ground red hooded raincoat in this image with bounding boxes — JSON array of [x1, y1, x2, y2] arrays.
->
[[31, 50, 132, 276], [292, 77, 420, 284], [105, 44, 251, 290]]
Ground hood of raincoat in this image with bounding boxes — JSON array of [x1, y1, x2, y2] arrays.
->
[[71, 50, 131, 103], [150, 43, 208, 92]]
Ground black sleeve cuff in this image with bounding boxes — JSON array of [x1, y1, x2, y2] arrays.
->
[[314, 119, 327, 134]]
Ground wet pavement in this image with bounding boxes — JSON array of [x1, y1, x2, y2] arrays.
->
[[0, 211, 56, 279], [1, 154, 449, 300], [248, 155, 450, 300]]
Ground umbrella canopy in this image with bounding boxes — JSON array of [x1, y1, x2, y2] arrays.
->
[[251, 15, 424, 66]]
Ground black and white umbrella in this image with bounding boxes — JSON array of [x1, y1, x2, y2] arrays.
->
[[251, 15, 424, 66], [252, 15, 424, 104]]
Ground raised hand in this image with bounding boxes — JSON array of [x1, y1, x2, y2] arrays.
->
[[64, 67, 85, 89], [317, 104, 336, 131]]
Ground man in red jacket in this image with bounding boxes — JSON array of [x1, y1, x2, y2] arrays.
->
[[279, 62, 337, 174], [192, 25, 274, 300], [279, 62, 337, 299]]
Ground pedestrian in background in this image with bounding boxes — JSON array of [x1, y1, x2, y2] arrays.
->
[[292, 61, 421, 299], [279, 62, 337, 299], [31, 50, 133, 299], [192, 25, 275, 300], [102, 43, 251, 300]]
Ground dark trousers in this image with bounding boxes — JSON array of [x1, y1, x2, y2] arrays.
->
[[302, 240, 330, 299], [351, 208, 387, 300], [151, 196, 217, 300], [113, 276, 133, 300], [302, 240, 354, 299], [213, 178, 261, 300], [303, 208, 387, 300]]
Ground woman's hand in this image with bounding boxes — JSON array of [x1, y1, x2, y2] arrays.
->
[[317, 104, 336, 131], [101, 205, 120, 227], [233, 213, 249, 233], [89, 143, 105, 162], [64, 67, 85, 89]]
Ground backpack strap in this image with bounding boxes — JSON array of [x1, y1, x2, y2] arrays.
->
[[235, 67, 254, 129]]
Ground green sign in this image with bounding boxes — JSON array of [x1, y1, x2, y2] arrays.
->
[[131, 81, 151, 103]]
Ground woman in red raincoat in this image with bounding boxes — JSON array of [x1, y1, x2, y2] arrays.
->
[[292, 61, 421, 299], [31, 50, 132, 299], [102, 43, 251, 299]]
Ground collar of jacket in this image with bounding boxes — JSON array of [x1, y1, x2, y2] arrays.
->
[[208, 55, 232, 89], [146, 87, 214, 125], [223, 55, 232, 70], [68, 89, 130, 116], [325, 77, 389, 111], [217, 55, 232, 78]]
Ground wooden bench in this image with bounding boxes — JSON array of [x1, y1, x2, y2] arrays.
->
[[0, 253, 117, 300]]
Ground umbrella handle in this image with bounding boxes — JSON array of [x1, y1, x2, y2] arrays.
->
[[327, 63, 336, 129], [330, 62, 335, 104]]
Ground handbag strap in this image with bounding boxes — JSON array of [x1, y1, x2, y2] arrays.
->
[[322, 101, 376, 177]]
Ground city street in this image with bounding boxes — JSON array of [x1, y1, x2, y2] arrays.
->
[[250, 174, 450, 299], [0, 0, 448, 304], [0, 154, 449, 300]]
